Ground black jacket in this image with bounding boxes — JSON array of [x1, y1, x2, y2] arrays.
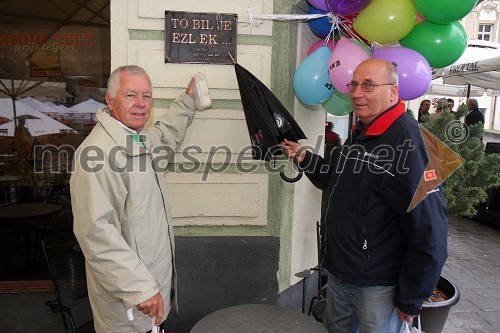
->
[[465, 108, 484, 126], [300, 101, 448, 315]]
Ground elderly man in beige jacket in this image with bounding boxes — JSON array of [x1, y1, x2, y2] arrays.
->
[[71, 65, 198, 332]]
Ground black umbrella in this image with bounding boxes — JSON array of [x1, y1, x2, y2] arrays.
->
[[234, 63, 307, 182]]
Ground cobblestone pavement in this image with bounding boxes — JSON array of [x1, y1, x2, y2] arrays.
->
[[442, 216, 500, 333]]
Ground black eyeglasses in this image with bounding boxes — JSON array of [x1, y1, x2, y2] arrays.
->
[[346, 82, 394, 93]]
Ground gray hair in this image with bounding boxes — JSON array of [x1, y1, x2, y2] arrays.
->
[[467, 98, 478, 110], [386, 61, 399, 85], [106, 65, 151, 97]]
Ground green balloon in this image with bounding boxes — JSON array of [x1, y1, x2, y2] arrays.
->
[[322, 89, 353, 116], [400, 21, 467, 68], [414, 0, 478, 24]]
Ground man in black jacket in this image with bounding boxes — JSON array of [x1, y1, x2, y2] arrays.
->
[[465, 98, 485, 126], [281, 59, 448, 333]]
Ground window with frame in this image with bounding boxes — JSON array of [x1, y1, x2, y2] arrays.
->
[[0, 0, 110, 205], [478, 24, 494, 41]]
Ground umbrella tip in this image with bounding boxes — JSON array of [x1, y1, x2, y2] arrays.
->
[[227, 51, 236, 65]]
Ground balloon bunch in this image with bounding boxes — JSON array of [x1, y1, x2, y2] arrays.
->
[[292, 0, 477, 116]]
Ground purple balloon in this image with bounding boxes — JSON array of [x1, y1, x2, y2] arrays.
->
[[308, 0, 329, 11], [372, 46, 432, 101], [327, 0, 372, 16]]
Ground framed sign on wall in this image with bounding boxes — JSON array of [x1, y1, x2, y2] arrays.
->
[[165, 11, 237, 64]]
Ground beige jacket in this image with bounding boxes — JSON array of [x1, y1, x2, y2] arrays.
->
[[429, 108, 449, 122], [70, 94, 195, 332]]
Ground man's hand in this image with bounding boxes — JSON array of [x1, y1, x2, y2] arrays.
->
[[396, 307, 414, 325], [136, 292, 164, 325], [280, 139, 306, 164]]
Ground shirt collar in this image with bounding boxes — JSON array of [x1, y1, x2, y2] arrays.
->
[[105, 109, 143, 135], [98, 107, 148, 156], [354, 100, 406, 140]]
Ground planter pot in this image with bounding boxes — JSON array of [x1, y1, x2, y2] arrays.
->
[[417, 276, 460, 333]]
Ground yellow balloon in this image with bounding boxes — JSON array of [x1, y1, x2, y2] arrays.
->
[[353, 0, 417, 44]]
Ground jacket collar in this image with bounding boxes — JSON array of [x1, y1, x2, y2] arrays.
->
[[96, 108, 149, 157], [354, 100, 406, 140]]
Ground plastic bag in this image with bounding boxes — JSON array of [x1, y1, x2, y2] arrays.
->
[[403, 316, 424, 333]]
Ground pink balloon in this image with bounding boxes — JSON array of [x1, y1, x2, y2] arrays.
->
[[308, 0, 329, 11], [328, 37, 371, 94], [372, 46, 431, 100], [307, 39, 335, 56]]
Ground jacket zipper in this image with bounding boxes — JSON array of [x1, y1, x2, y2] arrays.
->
[[361, 225, 371, 260]]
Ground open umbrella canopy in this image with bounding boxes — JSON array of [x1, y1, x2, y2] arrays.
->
[[0, 116, 12, 125], [0, 98, 75, 136], [0, 80, 72, 100], [436, 40, 500, 90], [67, 99, 105, 115], [427, 78, 485, 97], [14, 114, 41, 120], [17, 97, 65, 119], [234, 63, 306, 162], [65, 99, 104, 125], [19, 81, 73, 99]]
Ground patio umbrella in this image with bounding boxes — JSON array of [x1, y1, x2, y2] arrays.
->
[[14, 115, 41, 120], [67, 99, 105, 125], [426, 79, 485, 98], [0, 99, 75, 136], [234, 63, 307, 182], [0, 79, 72, 125], [0, 117, 12, 125], [435, 40, 500, 96]]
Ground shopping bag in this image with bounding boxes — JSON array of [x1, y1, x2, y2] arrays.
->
[[403, 315, 424, 333]]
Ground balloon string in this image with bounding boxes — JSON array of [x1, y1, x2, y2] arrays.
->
[[335, 15, 369, 49], [247, 7, 370, 51], [247, 6, 333, 30], [249, 12, 331, 22]]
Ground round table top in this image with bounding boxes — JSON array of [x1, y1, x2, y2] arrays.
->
[[0, 202, 63, 220], [190, 304, 326, 333]]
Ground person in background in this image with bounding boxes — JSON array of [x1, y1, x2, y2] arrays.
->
[[417, 99, 431, 122], [324, 121, 341, 147], [13, 118, 33, 147], [13, 117, 36, 201], [430, 98, 450, 122], [281, 59, 448, 333], [465, 98, 485, 126], [447, 98, 458, 119], [324, 121, 342, 162], [71, 65, 199, 333]]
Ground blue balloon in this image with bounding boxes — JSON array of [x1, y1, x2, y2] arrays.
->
[[308, 6, 333, 38], [293, 46, 334, 105]]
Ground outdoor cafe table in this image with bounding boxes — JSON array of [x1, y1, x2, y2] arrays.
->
[[190, 304, 327, 332], [0, 202, 63, 270]]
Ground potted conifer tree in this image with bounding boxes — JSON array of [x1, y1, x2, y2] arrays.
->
[[422, 103, 500, 217]]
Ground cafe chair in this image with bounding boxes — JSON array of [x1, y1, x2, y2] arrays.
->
[[42, 241, 95, 333], [297, 221, 328, 323], [33, 171, 73, 266]]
